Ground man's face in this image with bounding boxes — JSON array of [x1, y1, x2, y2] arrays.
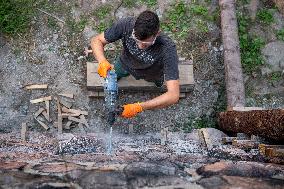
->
[[131, 29, 158, 49]]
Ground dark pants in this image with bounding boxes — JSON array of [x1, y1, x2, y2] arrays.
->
[[114, 58, 164, 87]]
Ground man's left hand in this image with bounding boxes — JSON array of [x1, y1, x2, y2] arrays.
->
[[121, 103, 143, 118]]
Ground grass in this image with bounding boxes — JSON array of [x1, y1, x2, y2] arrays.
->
[[92, 4, 112, 20], [277, 28, 284, 41], [270, 72, 282, 82], [140, 0, 157, 7], [0, 0, 36, 34], [238, 13, 265, 73], [92, 4, 113, 33], [161, 1, 212, 40], [257, 9, 274, 24]]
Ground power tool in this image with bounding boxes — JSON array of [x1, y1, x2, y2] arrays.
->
[[104, 69, 122, 125]]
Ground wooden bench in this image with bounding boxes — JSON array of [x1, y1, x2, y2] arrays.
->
[[87, 61, 194, 97]]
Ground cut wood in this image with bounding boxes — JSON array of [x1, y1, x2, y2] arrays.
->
[[34, 117, 49, 130], [62, 113, 80, 118], [62, 107, 88, 115], [34, 108, 45, 118], [25, 84, 48, 90], [45, 100, 50, 121], [230, 107, 264, 111], [30, 96, 52, 104], [56, 97, 63, 134], [42, 110, 52, 122], [259, 144, 284, 156], [222, 137, 237, 144], [21, 123, 27, 142], [65, 121, 72, 129], [59, 93, 74, 99], [219, 0, 245, 108], [68, 115, 89, 127], [59, 98, 73, 109], [232, 139, 259, 149]]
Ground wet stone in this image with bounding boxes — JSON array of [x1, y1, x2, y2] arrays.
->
[[57, 136, 104, 155]]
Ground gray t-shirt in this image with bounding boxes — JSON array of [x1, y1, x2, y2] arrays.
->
[[104, 17, 179, 82]]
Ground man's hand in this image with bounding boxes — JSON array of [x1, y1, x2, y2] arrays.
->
[[98, 60, 112, 78], [121, 103, 143, 118]]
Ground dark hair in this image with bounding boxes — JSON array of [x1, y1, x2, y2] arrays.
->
[[134, 10, 160, 40]]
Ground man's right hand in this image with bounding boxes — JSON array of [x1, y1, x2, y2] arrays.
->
[[97, 59, 112, 78]]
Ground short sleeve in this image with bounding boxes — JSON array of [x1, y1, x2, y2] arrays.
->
[[104, 17, 132, 43], [163, 45, 179, 81]]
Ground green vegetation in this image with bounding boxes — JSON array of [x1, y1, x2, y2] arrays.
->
[[92, 4, 113, 33], [161, 1, 212, 39], [0, 0, 36, 34], [67, 17, 88, 33], [238, 13, 265, 73], [92, 5, 112, 20], [140, 0, 157, 7], [277, 28, 284, 41], [182, 116, 216, 133], [123, 0, 136, 8], [257, 9, 274, 24], [270, 72, 282, 82]]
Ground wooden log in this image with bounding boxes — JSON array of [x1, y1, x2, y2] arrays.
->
[[42, 110, 52, 122], [68, 115, 89, 128], [25, 84, 48, 90], [230, 107, 264, 111], [45, 100, 50, 121], [259, 144, 284, 156], [34, 108, 45, 118], [87, 61, 194, 93], [218, 109, 284, 141], [219, 0, 245, 108], [62, 107, 88, 116], [34, 117, 49, 130], [59, 93, 74, 99], [232, 139, 259, 149], [56, 97, 63, 134], [62, 113, 80, 118], [59, 98, 73, 109], [65, 121, 72, 129], [222, 137, 237, 144], [30, 96, 52, 104], [21, 123, 27, 142]]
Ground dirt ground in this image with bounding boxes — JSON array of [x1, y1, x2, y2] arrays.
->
[[0, 0, 283, 135]]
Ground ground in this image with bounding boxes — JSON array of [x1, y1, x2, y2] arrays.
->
[[0, 0, 284, 188]]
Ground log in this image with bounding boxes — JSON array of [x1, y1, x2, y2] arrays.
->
[[30, 96, 52, 104], [56, 97, 63, 134], [219, 0, 245, 108], [218, 109, 284, 141], [25, 84, 48, 90], [21, 123, 27, 142]]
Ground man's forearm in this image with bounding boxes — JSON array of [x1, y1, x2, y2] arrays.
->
[[140, 91, 179, 110], [90, 34, 108, 62]]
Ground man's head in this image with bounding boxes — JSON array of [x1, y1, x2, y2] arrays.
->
[[133, 10, 160, 49]]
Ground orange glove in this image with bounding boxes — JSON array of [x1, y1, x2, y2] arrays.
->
[[97, 59, 112, 78], [122, 103, 143, 118]]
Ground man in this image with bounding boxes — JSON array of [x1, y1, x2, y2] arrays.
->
[[91, 10, 180, 119]]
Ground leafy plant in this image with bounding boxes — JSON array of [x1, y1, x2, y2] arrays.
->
[[257, 9, 274, 24], [238, 13, 265, 73], [92, 5, 112, 20], [140, 0, 157, 7], [270, 72, 282, 82], [190, 5, 208, 16], [277, 28, 284, 41], [123, 0, 136, 8], [161, 1, 190, 38], [0, 0, 36, 34]]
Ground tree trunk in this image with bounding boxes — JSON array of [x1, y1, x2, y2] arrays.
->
[[219, 0, 245, 109]]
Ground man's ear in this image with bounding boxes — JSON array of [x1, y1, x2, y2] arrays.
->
[[156, 30, 161, 36]]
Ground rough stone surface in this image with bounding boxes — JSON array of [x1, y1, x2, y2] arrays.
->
[[261, 41, 284, 74]]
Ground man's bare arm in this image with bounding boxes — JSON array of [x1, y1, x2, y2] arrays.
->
[[140, 80, 180, 110], [90, 33, 109, 62]]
